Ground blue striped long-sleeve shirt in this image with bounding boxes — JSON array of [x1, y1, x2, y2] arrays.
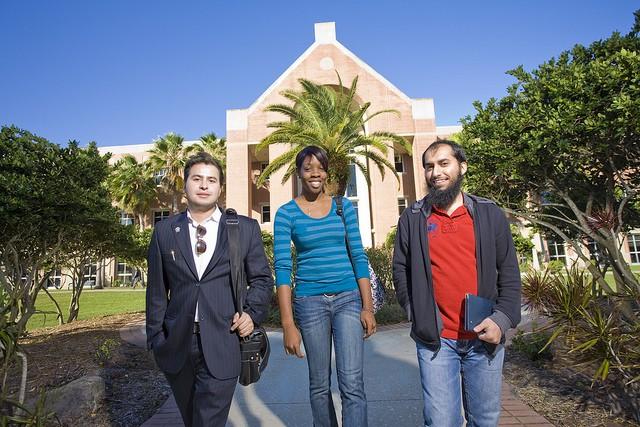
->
[[273, 197, 369, 296]]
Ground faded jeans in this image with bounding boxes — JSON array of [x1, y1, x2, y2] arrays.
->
[[416, 337, 504, 427], [294, 289, 367, 427]]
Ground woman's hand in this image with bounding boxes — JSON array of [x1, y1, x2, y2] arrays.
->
[[360, 309, 377, 339], [283, 324, 305, 358]]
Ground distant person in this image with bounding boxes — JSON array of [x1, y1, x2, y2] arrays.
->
[[146, 152, 273, 427], [393, 140, 521, 427], [274, 145, 376, 427], [131, 267, 142, 288]]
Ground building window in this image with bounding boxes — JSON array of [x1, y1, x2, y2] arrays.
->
[[629, 233, 640, 264], [47, 268, 62, 289], [83, 262, 97, 287], [394, 154, 404, 173], [586, 238, 605, 266], [261, 205, 271, 224], [116, 261, 134, 283], [154, 210, 170, 224], [153, 168, 167, 185], [345, 164, 358, 197], [547, 239, 566, 265], [350, 200, 359, 222], [398, 197, 407, 216], [119, 211, 134, 226]]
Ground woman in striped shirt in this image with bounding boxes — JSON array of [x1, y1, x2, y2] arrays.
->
[[274, 145, 376, 427]]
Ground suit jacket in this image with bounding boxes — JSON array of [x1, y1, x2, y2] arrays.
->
[[145, 210, 273, 377]]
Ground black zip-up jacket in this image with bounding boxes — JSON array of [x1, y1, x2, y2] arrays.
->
[[392, 193, 521, 352]]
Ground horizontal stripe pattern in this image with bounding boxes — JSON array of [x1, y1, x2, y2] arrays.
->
[[274, 198, 369, 296]]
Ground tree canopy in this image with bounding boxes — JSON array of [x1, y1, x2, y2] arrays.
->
[[459, 12, 640, 295], [0, 126, 130, 330]]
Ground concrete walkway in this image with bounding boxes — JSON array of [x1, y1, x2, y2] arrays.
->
[[121, 323, 552, 427]]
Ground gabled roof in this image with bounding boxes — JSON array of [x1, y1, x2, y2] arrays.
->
[[245, 22, 413, 115]]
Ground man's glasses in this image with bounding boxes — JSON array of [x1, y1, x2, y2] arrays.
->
[[195, 225, 207, 255]]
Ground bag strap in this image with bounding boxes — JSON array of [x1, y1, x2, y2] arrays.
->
[[225, 208, 244, 315], [333, 196, 355, 271]]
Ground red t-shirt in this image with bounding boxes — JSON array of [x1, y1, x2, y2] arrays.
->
[[427, 205, 478, 339]]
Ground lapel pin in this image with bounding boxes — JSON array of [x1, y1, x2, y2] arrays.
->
[[175, 226, 181, 233]]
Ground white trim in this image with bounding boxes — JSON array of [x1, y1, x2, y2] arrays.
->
[[227, 109, 248, 131], [98, 143, 154, 155], [246, 42, 320, 115], [353, 157, 372, 248], [436, 125, 463, 135], [99, 139, 199, 155], [331, 39, 412, 103], [411, 99, 435, 120], [314, 22, 336, 44]]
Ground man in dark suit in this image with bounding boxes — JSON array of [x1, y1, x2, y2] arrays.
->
[[146, 152, 273, 427]]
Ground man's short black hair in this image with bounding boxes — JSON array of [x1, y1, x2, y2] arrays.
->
[[184, 152, 225, 185], [295, 145, 329, 172], [422, 139, 467, 167]]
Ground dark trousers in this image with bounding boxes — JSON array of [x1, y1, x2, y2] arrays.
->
[[164, 332, 237, 427]]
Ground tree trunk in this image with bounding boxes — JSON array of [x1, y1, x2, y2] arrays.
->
[[42, 286, 64, 325], [138, 213, 145, 232]]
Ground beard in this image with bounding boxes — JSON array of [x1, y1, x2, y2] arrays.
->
[[426, 172, 464, 209]]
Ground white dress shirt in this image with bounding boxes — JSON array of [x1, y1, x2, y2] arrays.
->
[[187, 207, 222, 321]]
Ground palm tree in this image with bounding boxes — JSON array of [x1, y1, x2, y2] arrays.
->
[[185, 132, 227, 169], [255, 74, 412, 195], [105, 155, 157, 231], [147, 132, 187, 213]]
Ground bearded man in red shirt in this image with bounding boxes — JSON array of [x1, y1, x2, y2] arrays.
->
[[393, 140, 521, 427]]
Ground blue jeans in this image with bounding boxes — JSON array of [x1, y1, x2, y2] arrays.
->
[[294, 289, 367, 427], [416, 338, 504, 427]]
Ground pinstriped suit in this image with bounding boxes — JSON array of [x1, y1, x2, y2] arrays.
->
[[146, 210, 273, 426]]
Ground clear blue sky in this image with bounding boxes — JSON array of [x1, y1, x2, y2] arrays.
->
[[1, 1, 636, 147]]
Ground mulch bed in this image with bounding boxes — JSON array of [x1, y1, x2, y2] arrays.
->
[[6, 312, 171, 427], [503, 346, 639, 427]]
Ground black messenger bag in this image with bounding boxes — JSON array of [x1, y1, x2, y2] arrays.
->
[[225, 208, 270, 386]]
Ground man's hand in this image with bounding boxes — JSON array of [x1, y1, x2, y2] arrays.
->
[[360, 310, 377, 339], [230, 312, 254, 337], [473, 317, 502, 344], [283, 324, 304, 358]]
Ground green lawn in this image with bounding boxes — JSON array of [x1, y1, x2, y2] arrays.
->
[[28, 289, 146, 330], [603, 263, 640, 289]]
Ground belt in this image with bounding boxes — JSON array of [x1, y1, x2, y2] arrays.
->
[[193, 322, 200, 334]]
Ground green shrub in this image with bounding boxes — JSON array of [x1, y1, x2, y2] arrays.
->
[[510, 330, 553, 365], [383, 226, 397, 249], [365, 246, 397, 305], [510, 224, 533, 263], [95, 338, 119, 366], [522, 264, 640, 389], [261, 230, 274, 267], [374, 302, 407, 325]]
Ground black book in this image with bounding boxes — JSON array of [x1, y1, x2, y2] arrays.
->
[[464, 294, 495, 332]]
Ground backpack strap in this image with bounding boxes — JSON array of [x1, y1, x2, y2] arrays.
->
[[333, 196, 355, 270], [225, 208, 244, 315]]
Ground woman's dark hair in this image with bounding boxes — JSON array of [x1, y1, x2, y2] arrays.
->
[[295, 146, 329, 172], [183, 152, 225, 185]]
